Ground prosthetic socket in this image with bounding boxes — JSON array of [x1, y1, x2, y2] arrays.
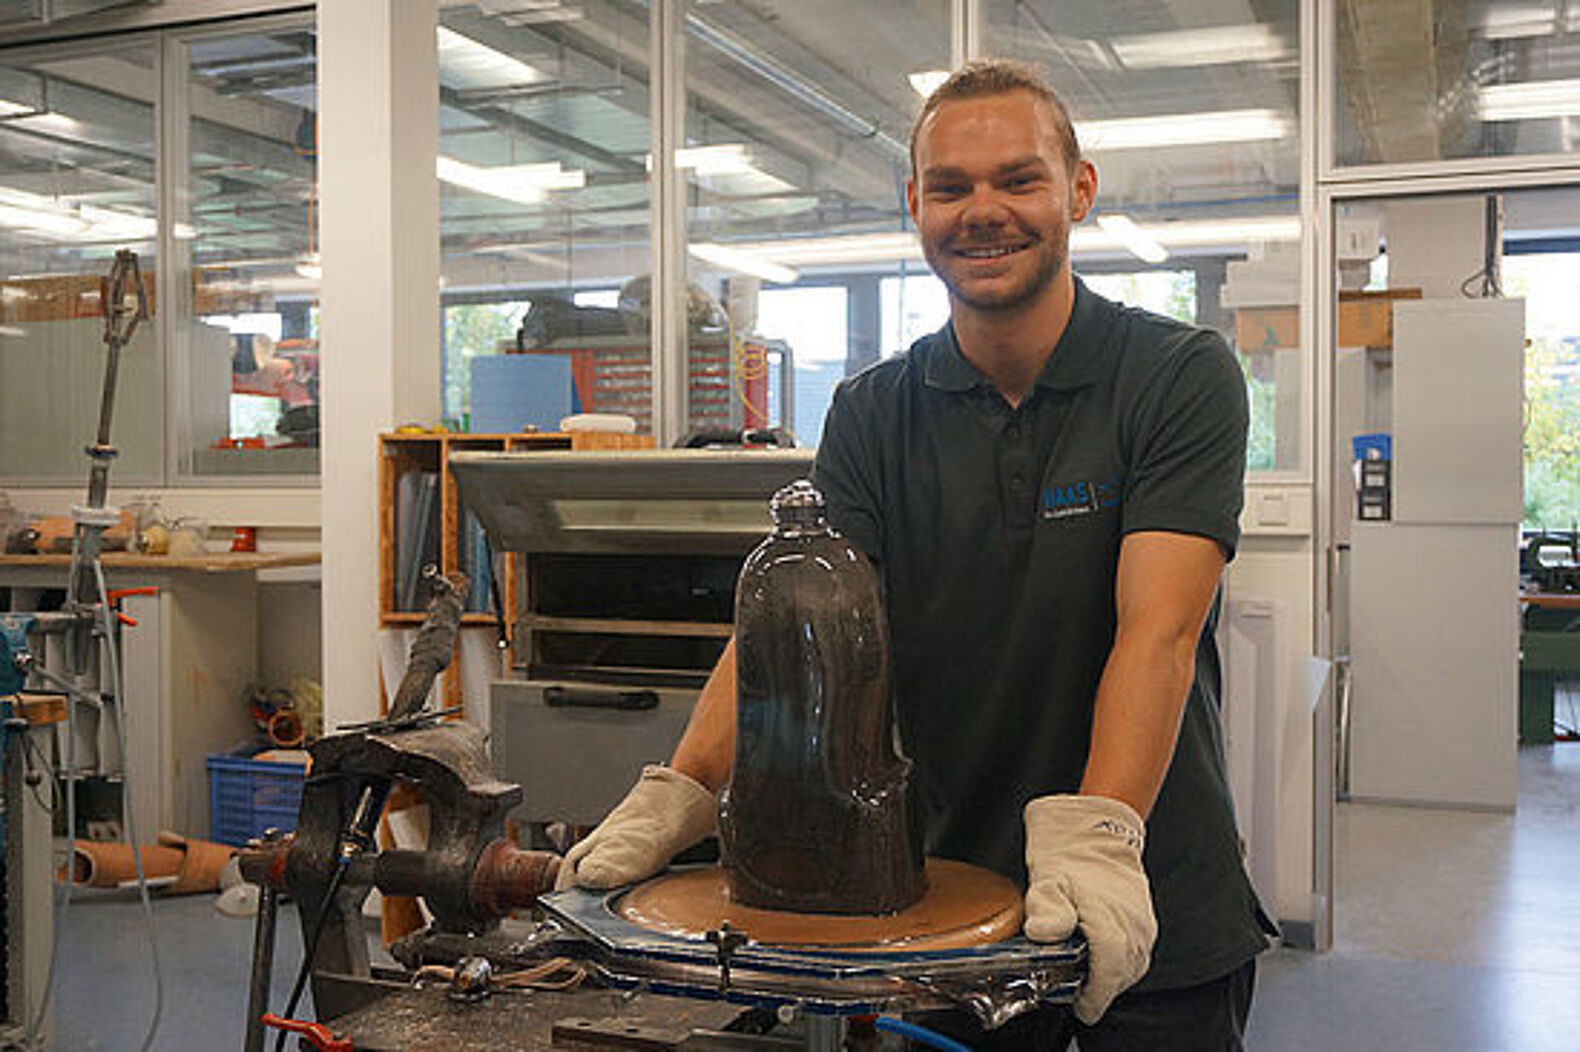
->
[[719, 480, 925, 914]]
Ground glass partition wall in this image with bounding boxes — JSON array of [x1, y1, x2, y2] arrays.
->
[[180, 22, 321, 477], [680, 0, 949, 446], [436, 1, 653, 434], [1334, 0, 1580, 168], [0, 17, 320, 485], [987, 0, 1304, 474], [0, 2, 1313, 474], [0, 41, 161, 482]]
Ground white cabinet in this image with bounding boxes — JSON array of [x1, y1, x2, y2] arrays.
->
[[1, 552, 317, 840], [1346, 298, 1524, 810]]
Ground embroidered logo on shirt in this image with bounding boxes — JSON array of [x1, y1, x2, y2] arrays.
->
[[1039, 475, 1123, 520]]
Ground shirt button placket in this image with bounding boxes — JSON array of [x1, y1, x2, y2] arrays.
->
[[1004, 416, 1033, 528]]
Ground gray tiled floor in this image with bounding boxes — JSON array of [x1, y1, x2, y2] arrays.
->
[[46, 741, 1580, 1049], [1251, 742, 1580, 1052]]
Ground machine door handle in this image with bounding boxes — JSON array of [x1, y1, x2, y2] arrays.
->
[[543, 686, 659, 711]]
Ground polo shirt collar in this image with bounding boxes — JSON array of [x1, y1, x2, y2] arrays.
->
[[923, 277, 1111, 394]]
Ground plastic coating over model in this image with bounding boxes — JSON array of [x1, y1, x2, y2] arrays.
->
[[719, 479, 926, 914]]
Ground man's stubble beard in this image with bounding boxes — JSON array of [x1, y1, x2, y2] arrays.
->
[[928, 225, 1069, 315]]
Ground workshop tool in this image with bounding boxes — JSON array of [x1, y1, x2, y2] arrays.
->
[[3, 251, 159, 1051], [239, 572, 564, 1052]]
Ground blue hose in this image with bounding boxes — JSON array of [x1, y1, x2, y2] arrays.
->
[[873, 1015, 976, 1052]]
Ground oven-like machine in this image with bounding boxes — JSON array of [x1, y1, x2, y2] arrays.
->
[[449, 448, 814, 830]]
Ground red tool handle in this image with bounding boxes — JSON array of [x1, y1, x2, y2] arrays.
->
[[105, 586, 158, 628], [260, 1014, 352, 1052]]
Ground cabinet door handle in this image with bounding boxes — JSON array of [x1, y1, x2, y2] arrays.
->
[[543, 686, 660, 711]]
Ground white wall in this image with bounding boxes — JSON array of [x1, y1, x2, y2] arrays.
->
[[1228, 481, 1318, 933]]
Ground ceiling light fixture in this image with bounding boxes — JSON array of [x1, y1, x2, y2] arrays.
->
[[0, 201, 87, 237], [1074, 215, 1301, 252], [294, 252, 322, 280], [1096, 214, 1170, 263], [77, 205, 157, 241], [1110, 24, 1290, 69], [1477, 78, 1580, 120], [749, 232, 922, 266], [1076, 108, 1291, 151], [650, 144, 756, 176], [437, 156, 585, 205], [908, 69, 950, 98], [436, 26, 549, 89], [689, 243, 799, 285]]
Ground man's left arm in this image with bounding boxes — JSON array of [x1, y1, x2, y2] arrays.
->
[[1022, 331, 1245, 1024], [1080, 530, 1226, 817]]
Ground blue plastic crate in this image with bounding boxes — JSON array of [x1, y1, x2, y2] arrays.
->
[[207, 754, 308, 846]]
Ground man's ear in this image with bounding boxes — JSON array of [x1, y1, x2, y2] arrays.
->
[[905, 177, 920, 225], [1070, 160, 1097, 222]]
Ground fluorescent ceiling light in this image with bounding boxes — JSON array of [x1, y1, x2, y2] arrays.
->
[[0, 198, 86, 237], [1096, 214, 1169, 263], [1110, 24, 1290, 69], [437, 156, 584, 205], [12, 112, 82, 135], [649, 144, 756, 176], [1476, 4, 1559, 40], [1077, 108, 1291, 150], [78, 205, 156, 241], [689, 243, 799, 285], [751, 232, 923, 266], [1477, 78, 1580, 120], [1074, 215, 1301, 252], [0, 100, 37, 119], [908, 69, 950, 97], [437, 26, 549, 89]]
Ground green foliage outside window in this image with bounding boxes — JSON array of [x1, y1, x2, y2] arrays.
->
[[1506, 255, 1580, 530]]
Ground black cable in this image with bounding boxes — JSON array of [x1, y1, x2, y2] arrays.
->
[[273, 858, 352, 1052]]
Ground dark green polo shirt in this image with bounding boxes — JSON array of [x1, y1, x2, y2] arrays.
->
[[811, 279, 1268, 993]]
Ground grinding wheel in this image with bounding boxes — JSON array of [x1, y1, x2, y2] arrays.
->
[[615, 859, 1023, 953]]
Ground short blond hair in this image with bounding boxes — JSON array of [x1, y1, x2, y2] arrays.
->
[[909, 59, 1081, 174]]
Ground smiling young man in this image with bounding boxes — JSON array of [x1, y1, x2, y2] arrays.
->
[[558, 60, 1271, 1049]]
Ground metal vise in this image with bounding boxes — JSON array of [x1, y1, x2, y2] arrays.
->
[[243, 717, 560, 954]]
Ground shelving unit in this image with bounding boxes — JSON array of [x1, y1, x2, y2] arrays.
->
[[379, 432, 570, 629], [377, 430, 655, 710]]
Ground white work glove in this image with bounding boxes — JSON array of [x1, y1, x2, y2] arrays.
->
[[555, 765, 717, 890], [1023, 794, 1158, 1024]]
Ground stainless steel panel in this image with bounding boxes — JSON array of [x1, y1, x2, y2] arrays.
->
[[450, 449, 814, 555], [491, 678, 699, 826]]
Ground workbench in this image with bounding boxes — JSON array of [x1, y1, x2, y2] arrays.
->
[[0, 551, 320, 841], [1519, 590, 1580, 744], [323, 983, 752, 1051]]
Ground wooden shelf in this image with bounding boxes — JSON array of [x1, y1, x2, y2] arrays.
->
[[0, 551, 318, 573]]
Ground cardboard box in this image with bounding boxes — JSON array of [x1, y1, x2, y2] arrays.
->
[[1232, 288, 1423, 352]]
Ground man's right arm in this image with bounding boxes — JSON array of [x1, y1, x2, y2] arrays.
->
[[670, 637, 737, 791]]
